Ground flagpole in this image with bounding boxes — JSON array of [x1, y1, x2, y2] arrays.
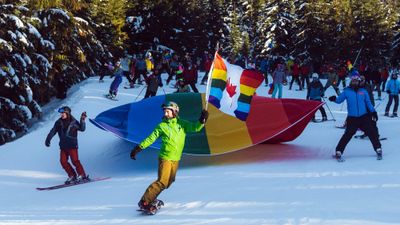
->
[[205, 42, 220, 110]]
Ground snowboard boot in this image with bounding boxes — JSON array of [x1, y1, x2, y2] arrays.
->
[[77, 175, 90, 183], [147, 199, 164, 215], [376, 148, 383, 160], [65, 176, 77, 185], [138, 199, 164, 215], [138, 200, 150, 211], [335, 151, 345, 162]]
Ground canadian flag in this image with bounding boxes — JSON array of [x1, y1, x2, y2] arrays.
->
[[206, 52, 264, 121]]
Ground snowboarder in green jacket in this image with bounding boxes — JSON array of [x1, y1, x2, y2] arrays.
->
[[130, 101, 209, 213]]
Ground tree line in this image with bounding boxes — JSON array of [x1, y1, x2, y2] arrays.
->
[[5, 0, 399, 63]]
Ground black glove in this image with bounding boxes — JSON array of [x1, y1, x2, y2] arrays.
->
[[130, 145, 142, 160], [80, 112, 87, 121], [328, 96, 337, 102], [387, 90, 391, 94], [45, 140, 50, 147], [371, 111, 378, 122], [198, 109, 209, 124]]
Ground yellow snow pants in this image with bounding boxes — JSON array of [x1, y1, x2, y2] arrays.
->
[[141, 158, 179, 203]]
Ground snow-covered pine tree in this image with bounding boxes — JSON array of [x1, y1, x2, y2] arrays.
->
[[257, 0, 295, 58], [292, 0, 326, 63], [350, 0, 397, 65]]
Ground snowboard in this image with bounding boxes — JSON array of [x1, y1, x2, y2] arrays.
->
[[354, 134, 387, 141], [137, 199, 164, 215], [36, 177, 111, 191]]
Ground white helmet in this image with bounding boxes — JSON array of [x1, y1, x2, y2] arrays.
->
[[312, 73, 319, 79], [162, 101, 179, 115]]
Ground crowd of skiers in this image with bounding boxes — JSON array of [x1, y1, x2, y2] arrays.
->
[[99, 49, 216, 100], [98, 49, 400, 124]]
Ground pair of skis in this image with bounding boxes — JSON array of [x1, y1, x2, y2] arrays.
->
[[332, 154, 382, 162]]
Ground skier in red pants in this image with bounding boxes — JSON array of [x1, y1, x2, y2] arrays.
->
[[45, 106, 89, 184]]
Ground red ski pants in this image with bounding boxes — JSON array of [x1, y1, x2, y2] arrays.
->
[[60, 149, 86, 178]]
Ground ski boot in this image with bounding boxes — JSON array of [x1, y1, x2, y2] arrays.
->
[[322, 116, 328, 121], [392, 112, 398, 117], [376, 148, 383, 160], [65, 176, 77, 185], [384, 112, 389, 117], [335, 151, 345, 162]]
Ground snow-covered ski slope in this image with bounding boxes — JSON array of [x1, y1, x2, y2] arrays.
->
[[1, 73, 399, 225]]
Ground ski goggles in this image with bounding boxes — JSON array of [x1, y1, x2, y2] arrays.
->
[[58, 108, 66, 113], [57, 107, 70, 114]]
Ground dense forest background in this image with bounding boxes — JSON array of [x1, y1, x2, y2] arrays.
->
[[1, 0, 400, 144]]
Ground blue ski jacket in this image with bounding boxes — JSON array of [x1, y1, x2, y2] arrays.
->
[[334, 87, 375, 117], [386, 79, 400, 95]]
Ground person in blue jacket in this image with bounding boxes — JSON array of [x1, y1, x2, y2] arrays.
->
[[329, 76, 382, 161], [307, 73, 327, 122], [384, 73, 400, 117]]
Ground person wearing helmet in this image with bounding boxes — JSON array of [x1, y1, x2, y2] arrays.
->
[[143, 66, 161, 99], [384, 72, 400, 117], [307, 73, 327, 122], [106, 61, 123, 100], [323, 64, 340, 95], [328, 76, 382, 161], [271, 63, 287, 98], [45, 106, 89, 184], [130, 102, 209, 214], [175, 78, 190, 93]]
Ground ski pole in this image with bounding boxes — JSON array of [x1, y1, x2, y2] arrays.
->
[[135, 85, 147, 101], [161, 86, 167, 95], [322, 97, 336, 121]]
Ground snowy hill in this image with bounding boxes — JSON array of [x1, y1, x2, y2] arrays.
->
[[0, 73, 399, 225]]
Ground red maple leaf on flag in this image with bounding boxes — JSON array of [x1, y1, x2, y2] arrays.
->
[[226, 78, 237, 98]]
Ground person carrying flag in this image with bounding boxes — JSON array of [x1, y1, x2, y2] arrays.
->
[[130, 102, 209, 214]]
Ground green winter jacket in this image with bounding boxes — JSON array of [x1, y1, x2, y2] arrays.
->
[[139, 117, 204, 161]]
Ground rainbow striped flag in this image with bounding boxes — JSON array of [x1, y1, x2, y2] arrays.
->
[[206, 52, 264, 121]]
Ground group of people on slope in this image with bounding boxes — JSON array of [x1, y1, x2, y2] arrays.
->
[[100, 50, 215, 100], [45, 101, 209, 214]]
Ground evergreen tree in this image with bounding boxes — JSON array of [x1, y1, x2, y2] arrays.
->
[[340, 0, 395, 67], [258, 0, 295, 58], [292, 0, 328, 63], [89, 0, 130, 53]]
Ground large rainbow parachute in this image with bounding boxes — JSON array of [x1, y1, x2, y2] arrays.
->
[[90, 93, 323, 155]]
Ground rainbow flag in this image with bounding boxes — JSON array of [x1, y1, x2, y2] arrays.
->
[[90, 93, 324, 155], [206, 52, 264, 121]]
